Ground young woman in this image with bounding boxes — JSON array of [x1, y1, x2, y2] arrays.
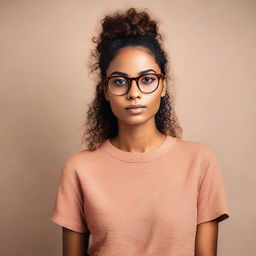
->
[[50, 7, 230, 256]]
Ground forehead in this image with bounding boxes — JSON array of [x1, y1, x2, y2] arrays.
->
[[106, 46, 160, 75]]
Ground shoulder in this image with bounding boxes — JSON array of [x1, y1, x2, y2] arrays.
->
[[57, 150, 94, 180], [63, 150, 93, 168], [62, 144, 106, 172], [174, 138, 220, 170], [175, 138, 217, 159], [175, 138, 222, 180]]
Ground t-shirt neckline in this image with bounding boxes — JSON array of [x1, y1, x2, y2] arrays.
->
[[101, 134, 177, 162]]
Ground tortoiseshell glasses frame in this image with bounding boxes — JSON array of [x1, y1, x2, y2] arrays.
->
[[104, 73, 166, 96]]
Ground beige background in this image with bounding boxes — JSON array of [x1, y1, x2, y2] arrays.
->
[[1, 0, 255, 255]]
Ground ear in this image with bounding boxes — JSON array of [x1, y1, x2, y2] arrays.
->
[[161, 76, 167, 97]]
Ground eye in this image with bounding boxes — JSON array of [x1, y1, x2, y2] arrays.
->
[[113, 78, 127, 86], [141, 76, 156, 84]]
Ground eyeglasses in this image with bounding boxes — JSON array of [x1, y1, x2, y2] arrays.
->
[[104, 73, 165, 96]]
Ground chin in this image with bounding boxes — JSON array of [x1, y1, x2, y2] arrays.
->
[[118, 114, 154, 126]]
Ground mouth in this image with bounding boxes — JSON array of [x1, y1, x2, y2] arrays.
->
[[125, 106, 146, 110], [125, 106, 146, 114]]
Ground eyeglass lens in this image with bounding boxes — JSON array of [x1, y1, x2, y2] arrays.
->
[[108, 74, 159, 95]]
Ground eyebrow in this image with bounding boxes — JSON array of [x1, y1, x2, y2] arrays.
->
[[108, 69, 157, 77]]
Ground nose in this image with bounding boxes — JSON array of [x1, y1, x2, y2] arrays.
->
[[126, 79, 141, 99]]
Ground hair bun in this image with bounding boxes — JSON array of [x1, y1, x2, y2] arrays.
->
[[93, 8, 161, 52]]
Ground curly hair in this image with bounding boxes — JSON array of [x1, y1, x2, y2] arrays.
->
[[81, 7, 183, 151]]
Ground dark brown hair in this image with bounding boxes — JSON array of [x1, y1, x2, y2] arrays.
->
[[81, 7, 183, 151]]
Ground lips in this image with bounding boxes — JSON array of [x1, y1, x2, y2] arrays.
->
[[125, 105, 146, 109], [125, 107, 146, 114]]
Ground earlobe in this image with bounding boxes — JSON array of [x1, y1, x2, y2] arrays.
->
[[161, 77, 167, 97]]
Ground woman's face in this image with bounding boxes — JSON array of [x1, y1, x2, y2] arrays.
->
[[104, 46, 167, 126]]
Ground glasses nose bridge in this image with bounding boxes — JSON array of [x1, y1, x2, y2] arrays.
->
[[128, 76, 140, 88], [126, 77, 141, 96]]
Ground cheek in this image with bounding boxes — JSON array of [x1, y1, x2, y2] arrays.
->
[[145, 93, 162, 114], [108, 98, 124, 116], [136, 99, 161, 124]]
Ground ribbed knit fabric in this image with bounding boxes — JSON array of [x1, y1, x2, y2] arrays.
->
[[101, 134, 177, 162], [50, 135, 230, 256]]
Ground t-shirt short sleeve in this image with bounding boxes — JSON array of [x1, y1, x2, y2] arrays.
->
[[197, 148, 230, 225], [50, 157, 89, 233]]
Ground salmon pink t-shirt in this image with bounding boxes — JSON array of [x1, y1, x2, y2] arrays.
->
[[50, 135, 230, 256]]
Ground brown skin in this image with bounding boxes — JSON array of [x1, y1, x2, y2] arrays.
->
[[104, 46, 168, 152], [195, 220, 219, 256], [62, 227, 90, 256], [63, 45, 219, 255]]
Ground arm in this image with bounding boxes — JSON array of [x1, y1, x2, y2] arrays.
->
[[195, 220, 219, 256], [63, 227, 90, 256]]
